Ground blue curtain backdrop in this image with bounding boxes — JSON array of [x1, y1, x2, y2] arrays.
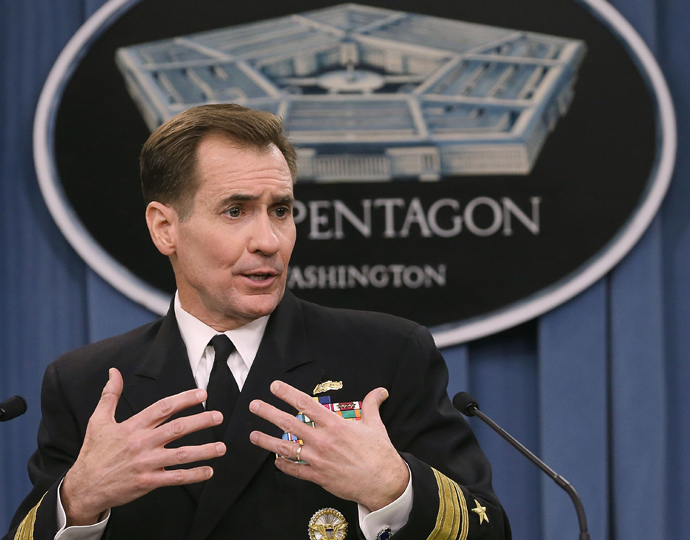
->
[[1, 0, 687, 538]]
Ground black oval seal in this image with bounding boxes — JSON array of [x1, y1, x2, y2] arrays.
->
[[35, 0, 676, 345]]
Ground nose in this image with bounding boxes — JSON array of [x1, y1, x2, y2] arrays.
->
[[248, 211, 280, 255]]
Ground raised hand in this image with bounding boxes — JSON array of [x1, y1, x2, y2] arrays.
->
[[61, 368, 226, 526], [248, 381, 409, 512]]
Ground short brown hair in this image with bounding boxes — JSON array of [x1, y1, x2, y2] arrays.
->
[[140, 104, 297, 218]]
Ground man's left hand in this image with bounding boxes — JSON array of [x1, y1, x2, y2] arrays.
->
[[249, 381, 409, 511]]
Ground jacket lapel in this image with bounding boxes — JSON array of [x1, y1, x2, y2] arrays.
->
[[187, 291, 325, 540], [120, 306, 215, 501]]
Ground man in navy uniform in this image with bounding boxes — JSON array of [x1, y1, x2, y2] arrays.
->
[[6, 104, 510, 540]]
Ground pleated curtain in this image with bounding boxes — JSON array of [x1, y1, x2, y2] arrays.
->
[[2, 1, 688, 538]]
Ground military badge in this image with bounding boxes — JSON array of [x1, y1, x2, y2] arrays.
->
[[313, 381, 343, 395], [308, 507, 348, 540], [471, 499, 489, 525]]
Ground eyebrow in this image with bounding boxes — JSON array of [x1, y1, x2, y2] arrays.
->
[[219, 193, 295, 206]]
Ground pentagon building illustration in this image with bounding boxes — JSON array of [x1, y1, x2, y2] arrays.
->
[[116, 3, 586, 181]]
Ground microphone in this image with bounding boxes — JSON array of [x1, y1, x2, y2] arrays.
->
[[0, 395, 27, 422], [453, 392, 590, 540]]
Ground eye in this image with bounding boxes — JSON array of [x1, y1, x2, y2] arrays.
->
[[225, 207, 241, 218], [274, 206, 292, 218]]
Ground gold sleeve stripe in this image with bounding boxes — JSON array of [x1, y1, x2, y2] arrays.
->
[[451, 477, 470, 540], [426, 468, 470, 540], [433, 469, 460, 539], [13, 492, 46, 540]]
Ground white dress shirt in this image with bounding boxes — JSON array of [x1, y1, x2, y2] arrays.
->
[[173, 293, 267, 393], [55, 293, 411, 540]]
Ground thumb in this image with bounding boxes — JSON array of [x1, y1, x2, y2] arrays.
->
[[92, 368, 123, 423], [361, 387, 389, 427]]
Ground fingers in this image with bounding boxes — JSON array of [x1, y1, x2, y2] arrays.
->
[[139, 441, 227, 475], [265, 380, 333, 424], [157, 465, 213, 487], [162, 441, 227, 470], [274, 452, 314, 482], [248, 432, 314, 484], [90, 368, 124, 425], [361, 387, 388, 428], [103, 368, 124, 398], [96, 373, 221, 448], [248, 381, 406, 509], [257, 381, 389, 430], [249, 398, 310, 441], [91, 370, 210, 433], [135, 388, 209, 430], [249, 430, 302, 461], [158, 465, 216, 486], [248, 381, 391, 459], [63, 374, 227, 522], [154, 410, 223, 446]]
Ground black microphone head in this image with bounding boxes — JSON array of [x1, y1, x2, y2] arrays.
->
[[453, 392, 479, 417], [0, 395, 27, 422]]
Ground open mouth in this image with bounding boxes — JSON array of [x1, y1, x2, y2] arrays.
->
[[248, 274, 271, 281]]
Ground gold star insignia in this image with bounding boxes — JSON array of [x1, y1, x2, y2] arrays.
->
[[471, 499, 489, 525]]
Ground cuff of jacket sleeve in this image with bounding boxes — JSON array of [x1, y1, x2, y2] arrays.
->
[[394, 453, 506, 540], [392, 453, 472, 540]]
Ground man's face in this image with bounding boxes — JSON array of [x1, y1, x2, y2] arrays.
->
[[160, 134, 296, 330]]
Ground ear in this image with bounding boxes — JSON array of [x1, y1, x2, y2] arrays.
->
[[146, 201, 178, 256]]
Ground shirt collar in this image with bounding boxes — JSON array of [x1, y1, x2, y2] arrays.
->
[[174, 292, 269, 374]]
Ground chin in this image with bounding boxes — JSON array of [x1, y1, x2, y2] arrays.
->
[[237, 291, 284, 319]]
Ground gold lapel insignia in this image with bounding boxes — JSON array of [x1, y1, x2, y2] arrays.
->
[[471, 499, 489, 525], [308, 507, 348, 539], [313, 381, 343, 395]]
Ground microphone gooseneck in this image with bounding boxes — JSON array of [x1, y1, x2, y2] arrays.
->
[[454, 391, 590, 540]]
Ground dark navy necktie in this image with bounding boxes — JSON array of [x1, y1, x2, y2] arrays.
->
[[205, 334, 239, 441]]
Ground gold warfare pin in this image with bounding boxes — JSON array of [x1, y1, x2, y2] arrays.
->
[[313, 380, 343, 395]]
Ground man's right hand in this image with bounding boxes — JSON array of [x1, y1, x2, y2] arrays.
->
[[61, 368, 226, 526]]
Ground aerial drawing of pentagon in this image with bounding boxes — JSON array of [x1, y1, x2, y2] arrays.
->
[[116, 3, 586, 181]]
